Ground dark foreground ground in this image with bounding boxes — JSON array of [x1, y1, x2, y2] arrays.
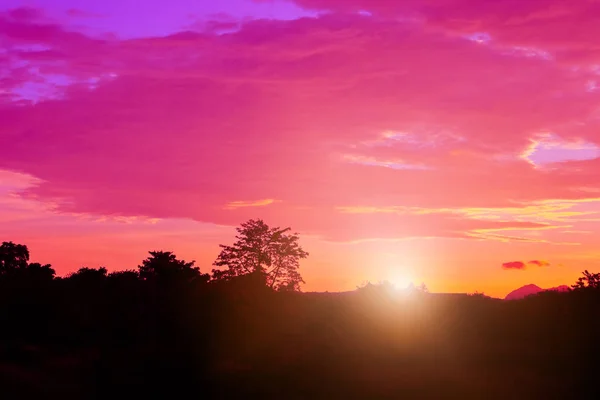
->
[[1, 278, 599, 399]]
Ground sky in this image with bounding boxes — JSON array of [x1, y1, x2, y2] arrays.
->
[[1, 0, 600, 297]]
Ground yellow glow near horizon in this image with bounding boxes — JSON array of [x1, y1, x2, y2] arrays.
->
[[389, 273, 415, 290]]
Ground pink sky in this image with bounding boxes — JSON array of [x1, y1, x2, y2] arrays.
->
[[1, 0, 599, 297]]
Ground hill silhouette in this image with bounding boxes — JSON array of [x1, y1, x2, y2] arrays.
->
[[505, 284, 570, 300]]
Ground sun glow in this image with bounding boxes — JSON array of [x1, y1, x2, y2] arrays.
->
[[389, 273, 414, 290]]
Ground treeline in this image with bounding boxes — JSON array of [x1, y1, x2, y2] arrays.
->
[[0, 240, 298, 397], [1, 220, 600, 398], [0, 219, 312, 398], [0, 219, 308, 288]]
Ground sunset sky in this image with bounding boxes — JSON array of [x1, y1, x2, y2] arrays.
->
[[1, 0, 599, 297]]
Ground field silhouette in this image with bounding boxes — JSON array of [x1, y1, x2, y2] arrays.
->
[[1, 232, 599, 399]]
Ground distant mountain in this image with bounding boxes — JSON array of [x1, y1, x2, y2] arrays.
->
[[505, 284, 542, 300], [505, 284, 569, 300]]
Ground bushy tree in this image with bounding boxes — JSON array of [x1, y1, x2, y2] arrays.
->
[[0, 241, 29, 275], [18, 262, 55, 282], [0, 241, 55, 282], [212, 219, 309, 291], [139, 251, 208, 284], [572, 270, 600, 290]]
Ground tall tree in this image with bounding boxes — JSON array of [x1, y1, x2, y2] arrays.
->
[[212, 219, 309, 291]]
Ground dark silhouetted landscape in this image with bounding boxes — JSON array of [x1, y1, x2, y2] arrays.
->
[[1, 220, 600, 399]]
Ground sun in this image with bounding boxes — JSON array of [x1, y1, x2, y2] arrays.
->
[[389, 273, 414, 290]]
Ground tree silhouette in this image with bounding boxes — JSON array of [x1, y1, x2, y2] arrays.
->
[[0, 241, 30, 276], [0, 242, 55, 282], [108, 269, 140, 282], [67, 266, 108, 281], [138, 251, 207, 284], [212, 219, 309, 291], [572, 270, 600, 290], [18, 262, 55, 282]]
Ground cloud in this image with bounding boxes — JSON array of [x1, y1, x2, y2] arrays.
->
[[502, 261, 527, 270], [224, 199, 279, 210], [502, 259, 552, 270], [521, 133, 600, 166], [528, 260, 551, 267], [285, 0, 600, 60], [0, 7, 599, 242]]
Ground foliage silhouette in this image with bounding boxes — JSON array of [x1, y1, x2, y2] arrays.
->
[[212, 219, 309, 291], [0, 239, 599, 399], [0, 241, 55, 283], [108, 269, 140, 283], [139, 251, 208, 285], [468, 291, 491, 298], [15, 262, 55, 282], [572, 270, 600, 290], [0, 241, 30, 274], [67, 266, 108, 281]]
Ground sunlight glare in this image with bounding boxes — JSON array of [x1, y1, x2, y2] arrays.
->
[[390, 273, 414, 290]]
